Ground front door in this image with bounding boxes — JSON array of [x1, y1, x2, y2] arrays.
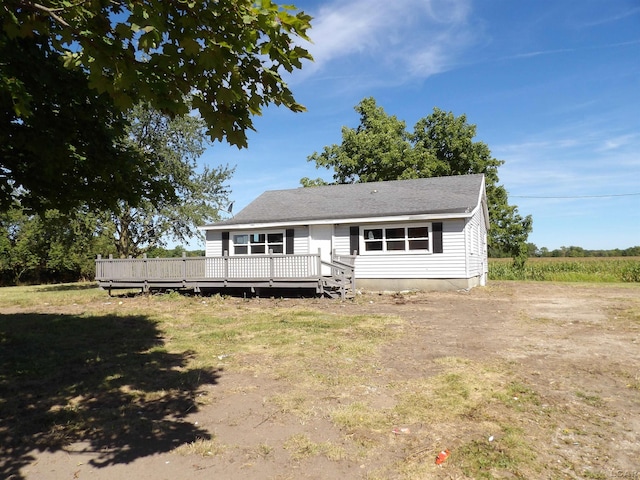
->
[[309, 225, 332, 276]]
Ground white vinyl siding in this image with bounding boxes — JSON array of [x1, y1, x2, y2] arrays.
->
[[333, 225, 351, 255], [470, 208, 489, 276], [319, 220, 470, 279], [206, 230, 222, 257], [464, 206, 488, 278], [354, 219, 468, 279], [205, 216, 485, 282], [293, 226, 309, 254]]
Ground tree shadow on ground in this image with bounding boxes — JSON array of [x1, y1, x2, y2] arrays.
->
[[0, 313, 221, 479], [38, 283, 100, 292]]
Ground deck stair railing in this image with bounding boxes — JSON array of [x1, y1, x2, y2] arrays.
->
[[322, 252, 357, 299]]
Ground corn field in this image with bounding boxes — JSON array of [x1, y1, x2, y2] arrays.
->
[[489, 257, 640, 283]]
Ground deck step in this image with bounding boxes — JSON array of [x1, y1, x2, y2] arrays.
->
[[321, 275, 355, 299]]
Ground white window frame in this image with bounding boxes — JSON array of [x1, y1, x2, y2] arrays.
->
[[361, 224, 431, 254], [232, 230, 285, 255]]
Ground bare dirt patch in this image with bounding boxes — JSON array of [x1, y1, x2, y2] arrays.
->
[[5, 281, 640, 479]]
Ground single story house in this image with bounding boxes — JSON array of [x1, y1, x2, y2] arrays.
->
[[201, 173, 489, 292]]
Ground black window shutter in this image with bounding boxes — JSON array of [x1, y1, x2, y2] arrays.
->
[[285, 229, 294, 254], [222, 232, 229, 256], [349, 226, 359, 255], [432, 222, 443, 253]]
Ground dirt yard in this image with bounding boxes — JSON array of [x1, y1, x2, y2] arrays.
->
[[8, 282, 640, 479]]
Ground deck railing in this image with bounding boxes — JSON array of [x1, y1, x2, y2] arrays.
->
[[96, 253, 322, 281], [96, 251, 355, 298]]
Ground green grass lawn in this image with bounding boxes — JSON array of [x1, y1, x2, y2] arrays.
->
[[1, 282, 638, 479]]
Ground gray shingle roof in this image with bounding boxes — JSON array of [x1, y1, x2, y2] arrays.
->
[[209, 174, 484, 226]]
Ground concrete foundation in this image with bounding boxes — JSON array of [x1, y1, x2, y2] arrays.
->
[[355, 275, 485, 293]]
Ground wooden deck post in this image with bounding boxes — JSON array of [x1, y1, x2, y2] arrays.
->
[[182, 252, 187, 284], [223, 250, 229, 283], [142, 253, 148, 292], [95, 255, 101, 280]]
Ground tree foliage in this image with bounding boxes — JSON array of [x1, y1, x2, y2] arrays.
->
[[106, 103, 234, 257], [0, 34, 170, 212], [305, 97, 533, 264], [2, 0, 312, 145], [534, 245, 640, 258], [0, 207, 109, 284], [1, 0, 311, 212]]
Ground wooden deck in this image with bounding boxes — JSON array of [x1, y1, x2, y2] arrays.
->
[[95, 253, 355, 298]]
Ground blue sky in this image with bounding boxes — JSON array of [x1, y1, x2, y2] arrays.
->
[[198, 0, 640, 251]]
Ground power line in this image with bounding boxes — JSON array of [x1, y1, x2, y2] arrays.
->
[[510, 192, 640, 199]]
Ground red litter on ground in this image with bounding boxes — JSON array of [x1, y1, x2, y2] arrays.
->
[[435, 449, 450, 465]]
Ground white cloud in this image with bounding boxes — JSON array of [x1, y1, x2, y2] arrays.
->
[[493, 122, 640, 199], [577, 6, 640, 28], [495, 138, 581, 155], [506, 48, 575, 59], [296, 0, 475, 83], [599, 133, 639, 152]]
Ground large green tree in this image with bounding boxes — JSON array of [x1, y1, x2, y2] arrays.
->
[[106, 103, 234, 257], [304, 97, 532, 264], [1, 0, 311, 211]]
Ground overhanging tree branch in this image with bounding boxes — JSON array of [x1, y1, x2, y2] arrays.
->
[[17, 1, 71, 27]]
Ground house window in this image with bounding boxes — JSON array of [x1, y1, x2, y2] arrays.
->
[[363, 225, 430, 253], [233, 232, 284, 255]]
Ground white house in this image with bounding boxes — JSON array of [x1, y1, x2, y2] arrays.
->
[[201, 174, 489, 292]]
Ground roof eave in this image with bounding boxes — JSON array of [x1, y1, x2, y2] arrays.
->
[[200, 210, 476, 231]]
